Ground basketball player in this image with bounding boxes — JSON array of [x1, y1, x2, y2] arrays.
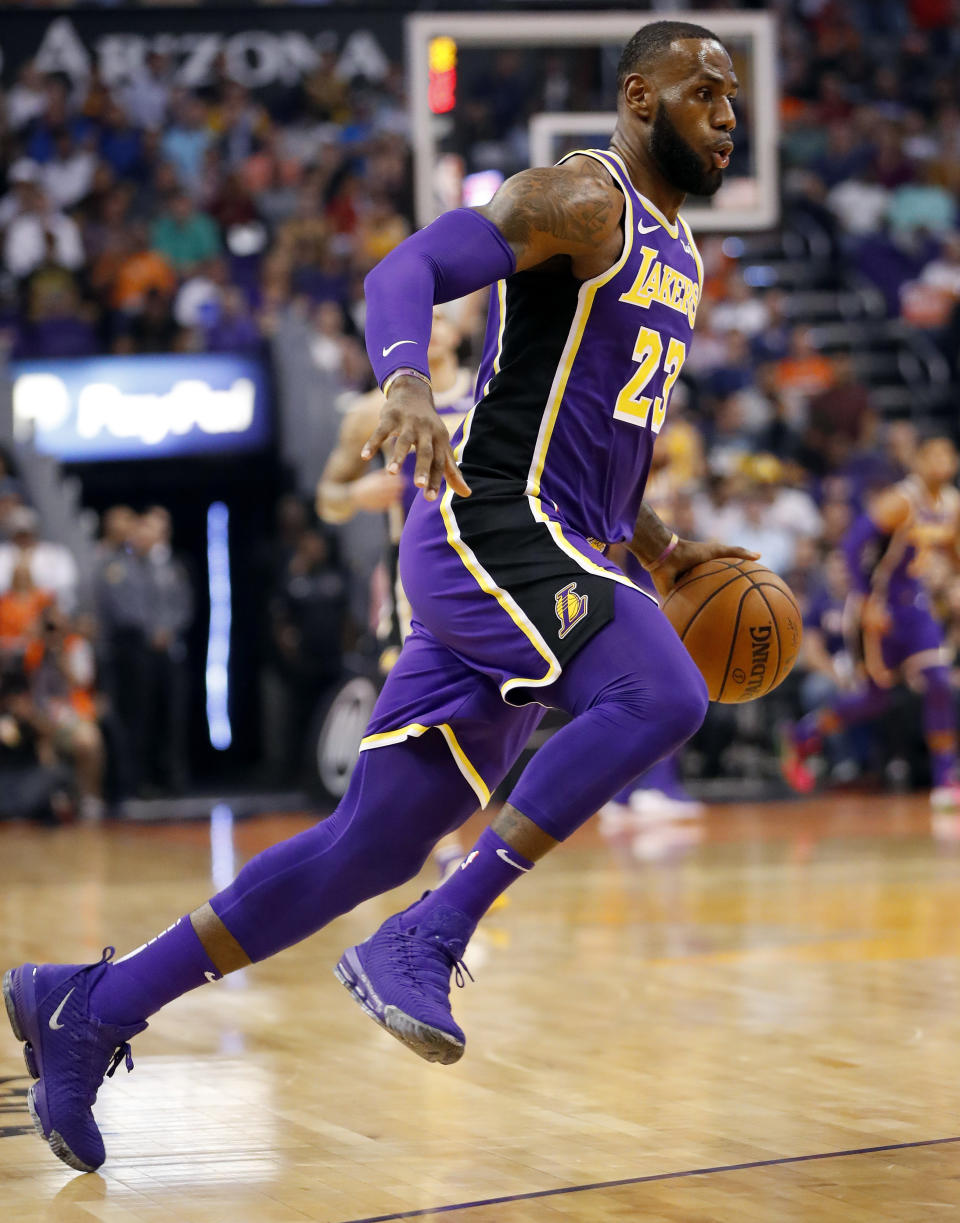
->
[[4, 21, 757, 1172], [317, 307, 476, 880], [783, 433, 960, 807]]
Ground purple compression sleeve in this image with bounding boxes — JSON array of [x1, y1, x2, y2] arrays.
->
[[842, 513, 884, 594], [364, 208, 516, 387]]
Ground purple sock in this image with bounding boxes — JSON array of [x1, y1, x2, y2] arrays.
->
[[90, 733, 478, 1023], [91, 916, 220, 1025], [407, 826, 533, 931]]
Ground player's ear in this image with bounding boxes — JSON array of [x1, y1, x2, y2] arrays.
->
[[621, 72, 654, 121]]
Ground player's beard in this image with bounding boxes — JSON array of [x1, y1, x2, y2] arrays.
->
[[650, 102, 723, 197]]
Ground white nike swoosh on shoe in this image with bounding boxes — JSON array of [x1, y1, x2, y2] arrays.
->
[[637, 219, 659, 234], [495, 847, 531, 872], [204, 971, 219, 983], [48, 987, 75, 1030], [382, 340, 417, 357]]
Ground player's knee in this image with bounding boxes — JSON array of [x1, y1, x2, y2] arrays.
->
[[658, 663, 709, 746], [610, 654, 707, 752]]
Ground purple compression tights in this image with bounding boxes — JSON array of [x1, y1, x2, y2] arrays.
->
[[91, 587, 707, 1023]]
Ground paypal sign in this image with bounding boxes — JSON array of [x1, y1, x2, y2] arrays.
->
[[10, 353, 271, 461]]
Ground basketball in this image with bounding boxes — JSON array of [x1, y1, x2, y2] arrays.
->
[[661, 560, 803, 703]]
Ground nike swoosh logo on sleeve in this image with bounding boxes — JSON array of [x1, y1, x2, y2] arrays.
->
[[382, 340, 417, 357]]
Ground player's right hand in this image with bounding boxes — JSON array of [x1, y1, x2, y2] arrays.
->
[[361, 377, 471, 501], [350, 470, 404, 512]]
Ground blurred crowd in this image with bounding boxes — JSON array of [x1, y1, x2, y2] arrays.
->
[[0, 45, 410, 373], [0, 0, 959, 813], [0, 455, 195, 821]]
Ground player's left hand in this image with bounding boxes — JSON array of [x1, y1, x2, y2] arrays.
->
[[361, 377, 471, 501], [650, 538, 761, 600]]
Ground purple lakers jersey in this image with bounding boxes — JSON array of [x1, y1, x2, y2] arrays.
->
[[872, 475, 960, 605], [465, 147, 703, 546]]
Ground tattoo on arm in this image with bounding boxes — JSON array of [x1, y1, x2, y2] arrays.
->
[[486, 163, 621, 253], [628, 503, 676, 568]]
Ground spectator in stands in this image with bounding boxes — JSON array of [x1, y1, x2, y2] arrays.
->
[[713, 475, 797, 576], [268, 527, 348, 779], [203, 286, 261, 354], [0, 670, 72, 826], [826, 167, 890, 236], [774, 327, 836, 420], [710, 273, 770, 338], [0, 159, 42, 230], [887, 165, 958, 239], [211, 83, 269, 170], [118, 51, 172, 133], [17, 231, 97, 359], [173, 255, 228, 332], [0, 480, 26, 543], [0, 558, 53, 662], [150, 191, 220, 275], [807, 352, 872, 454], [308, 301, 354, 376], [751, 290, 792, 363], [702, 331, 755, 400], [6, 62, 47, 134], [139, 507, 193, 795], [94, 508, 150, 796], [116, 288, 181, 356], [207, 169, 261, 235], [107, 222, 177, 316], [161, 93, 213, 192], [0, 507, 78, 614], [41, 128, 96, 212], [25, 607, 105, 821], [98, 100, 146, 183], [2, 182, 83, 282], [97, 506, 135, 561], [901, 231, 960, 332]]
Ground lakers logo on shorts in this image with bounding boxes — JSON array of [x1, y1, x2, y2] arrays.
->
[[554, 582, 589, 639]]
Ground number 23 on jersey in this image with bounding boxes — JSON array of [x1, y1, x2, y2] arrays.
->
[[613, 325, 686, 434]]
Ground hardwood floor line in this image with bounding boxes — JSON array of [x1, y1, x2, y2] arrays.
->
[[341, 1134, 960, 1223]]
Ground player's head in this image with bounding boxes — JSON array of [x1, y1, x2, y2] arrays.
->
[[913, 430, 958, 486], [617, 20, 736, 197]]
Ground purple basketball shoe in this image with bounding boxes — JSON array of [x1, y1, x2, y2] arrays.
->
[[3, 948, 146, 1172], [335, 902, 474, 1065]]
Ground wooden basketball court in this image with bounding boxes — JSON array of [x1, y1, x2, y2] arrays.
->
[[2, 794, 959, 1221]]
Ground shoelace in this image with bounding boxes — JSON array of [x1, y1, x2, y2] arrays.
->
[[72, 946, 138, 1105], [444, 948, 474, 991], [392, 926, 474, 1003]]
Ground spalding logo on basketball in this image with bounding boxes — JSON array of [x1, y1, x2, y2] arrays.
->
[[661, 560, 803, 703]]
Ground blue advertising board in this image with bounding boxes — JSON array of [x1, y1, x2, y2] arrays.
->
[[10, 353, 271, 462]]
